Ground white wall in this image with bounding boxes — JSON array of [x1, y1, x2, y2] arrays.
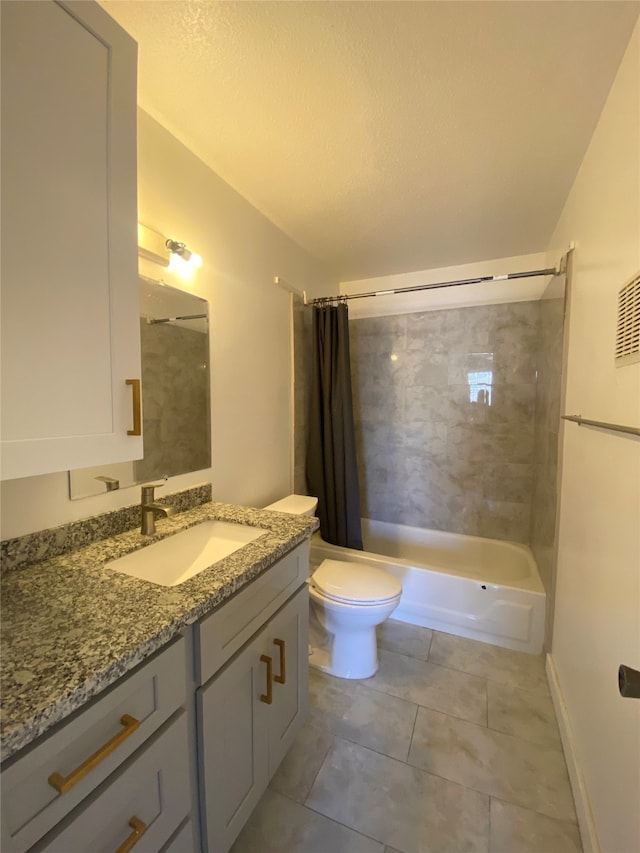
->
[[0, 110, 335, 539], [547, 22, 640, 853]]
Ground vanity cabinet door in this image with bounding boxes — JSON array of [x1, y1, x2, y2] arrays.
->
[[197, 584, 309, 853], [197, 638, 270, 853], [266, 585, 309, 774], [0, 0, 142, 480]]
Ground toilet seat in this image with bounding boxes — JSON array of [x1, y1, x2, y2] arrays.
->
[[311, 559, 402, 605]]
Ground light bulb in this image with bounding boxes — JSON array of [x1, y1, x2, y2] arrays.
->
[[168, 252, 195, 280]]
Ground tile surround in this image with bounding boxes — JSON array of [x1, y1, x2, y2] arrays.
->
[[294, 297, 565, 555], [235, 620, 580, 853], [349, 301, 541, 543]]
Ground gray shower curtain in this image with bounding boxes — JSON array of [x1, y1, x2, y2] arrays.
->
[[306, 303, 363, 550]]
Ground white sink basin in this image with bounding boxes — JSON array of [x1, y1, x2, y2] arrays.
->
[[107, 520, 267, 587]]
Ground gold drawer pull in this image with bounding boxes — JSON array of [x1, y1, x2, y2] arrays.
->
[[273, 638, 286, 685], [260, 654, 273, 705], [48, 714, 140, 794], [114, 816, 147, 853], [126, 379, 142, 436]]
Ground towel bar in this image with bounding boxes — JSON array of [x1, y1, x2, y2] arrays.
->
[[561, 414, 640, 437]]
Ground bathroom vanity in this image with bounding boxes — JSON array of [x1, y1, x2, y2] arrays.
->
[[0, 499, 317, 853]]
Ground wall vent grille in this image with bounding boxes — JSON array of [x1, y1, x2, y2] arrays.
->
[[616, 273, 640, 367]]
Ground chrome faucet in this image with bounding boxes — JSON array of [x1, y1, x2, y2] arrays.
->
[[140, 483, 175, 535]]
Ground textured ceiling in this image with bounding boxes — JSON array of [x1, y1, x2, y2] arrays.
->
[[100, 1, 639, 280]]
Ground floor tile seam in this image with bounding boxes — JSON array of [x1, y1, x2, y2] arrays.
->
[[316, 725, 417, 766], [299, 799, 389, 849], [378, 644, 430, 663], [488, 791, 493, 851], [370, 652, 557, 725], [424, 654, 550, 693], [363, 684, 488, 728], [489, 794, 581, 829], [402, 753, 574, 825], [380, 647, 490, 687], [314, 664, 418, 713], [317, 673, 423, 714], [325, 731, 493, 810], [268, 786, 387, 848], [359, 667, 559, 738], [485, 673, 553, 696], [300, 735, 336, 804], [485, 676, 489, 729], [413, 700, 566, 754], [405, 702, 420, 764], [425, 629, 435, 660], [484, 720, 564, 752], [394, 754, 494, 809]]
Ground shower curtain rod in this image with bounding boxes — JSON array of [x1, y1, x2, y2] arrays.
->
[[148, 313, 207, 324], [307, 266, 559, 306]]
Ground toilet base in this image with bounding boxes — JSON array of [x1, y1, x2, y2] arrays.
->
[[308, 626, 379, 680]]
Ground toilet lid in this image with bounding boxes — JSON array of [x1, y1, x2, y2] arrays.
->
[[312, 559, 402, 604], [264, 494, 317, 515]]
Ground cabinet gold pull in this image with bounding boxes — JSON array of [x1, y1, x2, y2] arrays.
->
[[126, 379, 142, 436], [114, 816, 147, 853], [260, 654, 273, 705], [273, 638, 286, 685], [48, 714, 140, 794]]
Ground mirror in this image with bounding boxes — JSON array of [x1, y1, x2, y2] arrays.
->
[[69, 276, 211, 499]]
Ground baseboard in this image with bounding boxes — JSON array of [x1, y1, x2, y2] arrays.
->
[[546, 653, 600, 853]]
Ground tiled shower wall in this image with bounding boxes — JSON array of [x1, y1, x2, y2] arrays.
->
[[349, 302, 540, 543], [294, 297, 565, 552]]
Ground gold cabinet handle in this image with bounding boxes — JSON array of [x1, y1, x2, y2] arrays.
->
[[48, 714, 140, 794], [114, 817, 147, 853], [273, 638, 286, 685], [126, 379, 142, 436], [259, 654, 273, 705]]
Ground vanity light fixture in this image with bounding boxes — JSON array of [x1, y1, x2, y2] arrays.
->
[[165, 239, 202, 269]]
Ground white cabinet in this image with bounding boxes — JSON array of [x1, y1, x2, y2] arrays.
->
[[0, 0, 142, 480], [197, 583, 309, 853]]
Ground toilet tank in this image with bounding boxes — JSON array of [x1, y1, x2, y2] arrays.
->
[[263, 494, 318, 516]]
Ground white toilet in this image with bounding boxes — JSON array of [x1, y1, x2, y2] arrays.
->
[[263, 494, 402, 679]]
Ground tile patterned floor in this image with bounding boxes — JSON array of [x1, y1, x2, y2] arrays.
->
[[231, 621, 583, 853]]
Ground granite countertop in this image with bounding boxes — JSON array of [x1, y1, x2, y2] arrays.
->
[[0, 501, 319, 761]]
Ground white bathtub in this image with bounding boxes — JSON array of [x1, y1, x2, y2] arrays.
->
[[310, 519, 546, 654]]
